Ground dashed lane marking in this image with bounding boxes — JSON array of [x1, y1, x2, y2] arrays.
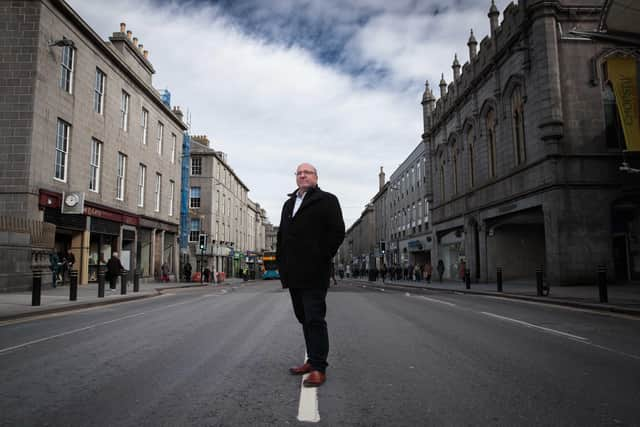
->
[[481, 311, 588, 341]]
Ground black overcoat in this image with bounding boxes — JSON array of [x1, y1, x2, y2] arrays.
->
[[276, 186, 345, 289]]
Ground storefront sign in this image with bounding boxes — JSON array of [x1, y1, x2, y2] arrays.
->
[[139, 216, 178, 232], [85, 205, 138, 226]]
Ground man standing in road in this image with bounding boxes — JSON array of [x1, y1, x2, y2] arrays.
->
[[277, 162, 345, 387]]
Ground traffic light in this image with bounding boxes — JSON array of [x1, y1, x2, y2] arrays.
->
[[199, 234, 208, 250], [380, 241, 386, 254]]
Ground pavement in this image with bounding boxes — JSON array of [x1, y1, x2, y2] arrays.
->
[[0, 277, 248, 322], [344, 276, 640, 317]]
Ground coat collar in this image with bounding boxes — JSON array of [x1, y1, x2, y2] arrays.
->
[[286, 186, 322, 217]]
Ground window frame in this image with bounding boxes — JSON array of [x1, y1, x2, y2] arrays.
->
[[154, 173, 162, 212], [141, 108, 149, 145], [157, 122, 164, 155], [54, 119, 71, 182], [93, 68, 105, 114], [191, 157, 202, 175], [89, 138, 102, 192], [137, 164, 146, 207], [120, 91, 130, 131], [189, 218, 201, 242], [59, 45, 75, 94], [190, 186, 201, 209], [116, 152, 127, 201]]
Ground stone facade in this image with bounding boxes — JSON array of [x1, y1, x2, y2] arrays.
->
[[385, 142, 432, 272], [187, 136, 270, 279], [421, 0, 639, 284], [0, 0, 187, 289]]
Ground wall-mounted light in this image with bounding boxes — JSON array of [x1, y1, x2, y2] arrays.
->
[[48, 38, 75, 48]]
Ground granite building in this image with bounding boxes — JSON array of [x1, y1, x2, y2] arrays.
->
[[421, 0, 639, 284], [0, 0, 187, 289]]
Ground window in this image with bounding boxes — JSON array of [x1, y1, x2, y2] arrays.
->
[[190, 187, 201, 208], [59, 44, 75, 93], [452, 150, 459, 195], [171, 133, 177, 163], [466, 127, 475, 188], [191, 157, 202, 175], [93, 68, 105, 113], [169, 180, 175, 216], [486, 109, 497, 178], [89, 139, 102, 192], [154, 173, 161, 212], [511, 86, 526, 165], [189, 218, 200, 242], [137, 164, 146, 207], [120, 91, 130, 131], [439, 158, 445, 201], [116, 152, 126, 200], [54, 119, 70, 181], [141, 108, 149, 145], [424, 199, 429, 223], [157, 122, 164, 155]]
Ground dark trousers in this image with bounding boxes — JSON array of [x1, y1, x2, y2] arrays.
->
[[289, 287, 329, 373]]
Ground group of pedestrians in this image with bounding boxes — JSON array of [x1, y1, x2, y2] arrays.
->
[[48, 249, 75, 288], [347, 260, 447, 283]]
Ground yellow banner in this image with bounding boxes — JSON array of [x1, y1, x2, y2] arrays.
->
[[608, 57, 640, 151]]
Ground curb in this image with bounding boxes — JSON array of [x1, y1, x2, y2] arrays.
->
[[0, 280, 257, 322], [0, 291, 158, 322], [348, 280, 640, 318]]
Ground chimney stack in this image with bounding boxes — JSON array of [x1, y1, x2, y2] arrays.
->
[[379, 166, 385, 191], [120, 22, 126, 33]]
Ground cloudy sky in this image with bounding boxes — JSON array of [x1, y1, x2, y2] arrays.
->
[[68, 0, 511, 227]]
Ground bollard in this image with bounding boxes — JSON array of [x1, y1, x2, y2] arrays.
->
[[32, 271, 42, 306], [536, 267, 543, 296], [120, 272, 127, 295], [133, 270, 140, 292], [69, 270, 78, 301], [597, 265, 608, 303], [98, 269, 105, 298], [497, 267, 503, 292], [465, 268, 471, 289]]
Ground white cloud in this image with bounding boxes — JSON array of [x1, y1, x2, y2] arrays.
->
[[67, 0, 513, 227]]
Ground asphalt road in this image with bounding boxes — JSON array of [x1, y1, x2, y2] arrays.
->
[[1, 280, 639, 426]]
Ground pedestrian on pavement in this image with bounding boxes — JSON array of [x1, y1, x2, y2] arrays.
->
[[106, 252, 124, 290], [458, 259, 466, 282], [184, 262, 192, 282], [161, 262, 170, 282], [380, 264, 387, 283], [437, 259, 445, 282], [203, 267, 211, 283], [330, 262, 338, 286], [49, 251, 60, 288], [65, 249, 75, 284], [277, 162, 345, 388], [425, 262, 433, 283]]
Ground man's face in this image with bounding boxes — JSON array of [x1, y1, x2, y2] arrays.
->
[[296, 163, 318, 192]]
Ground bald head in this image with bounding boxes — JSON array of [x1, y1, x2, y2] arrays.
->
[[295, 163, 318, 192]]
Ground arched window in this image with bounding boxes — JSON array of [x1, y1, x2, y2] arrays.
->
[[452, 150, 458, 195], [511, 86, 526, 165], [465, 126, 475, 188], [486, 108, 497, 178], [439, 155, 445, 201], [602, 82, 624, 149]]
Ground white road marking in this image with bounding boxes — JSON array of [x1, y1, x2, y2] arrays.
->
[[480, 312, 589, 341], [418, 296, 457, 307], [0, 312, 146, 355], [0, 295, 216, 355], [297, 354, 320, 423]]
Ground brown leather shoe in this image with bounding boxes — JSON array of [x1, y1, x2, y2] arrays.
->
[[303, 370, 326, 387], [289, 362, 312, 375]]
